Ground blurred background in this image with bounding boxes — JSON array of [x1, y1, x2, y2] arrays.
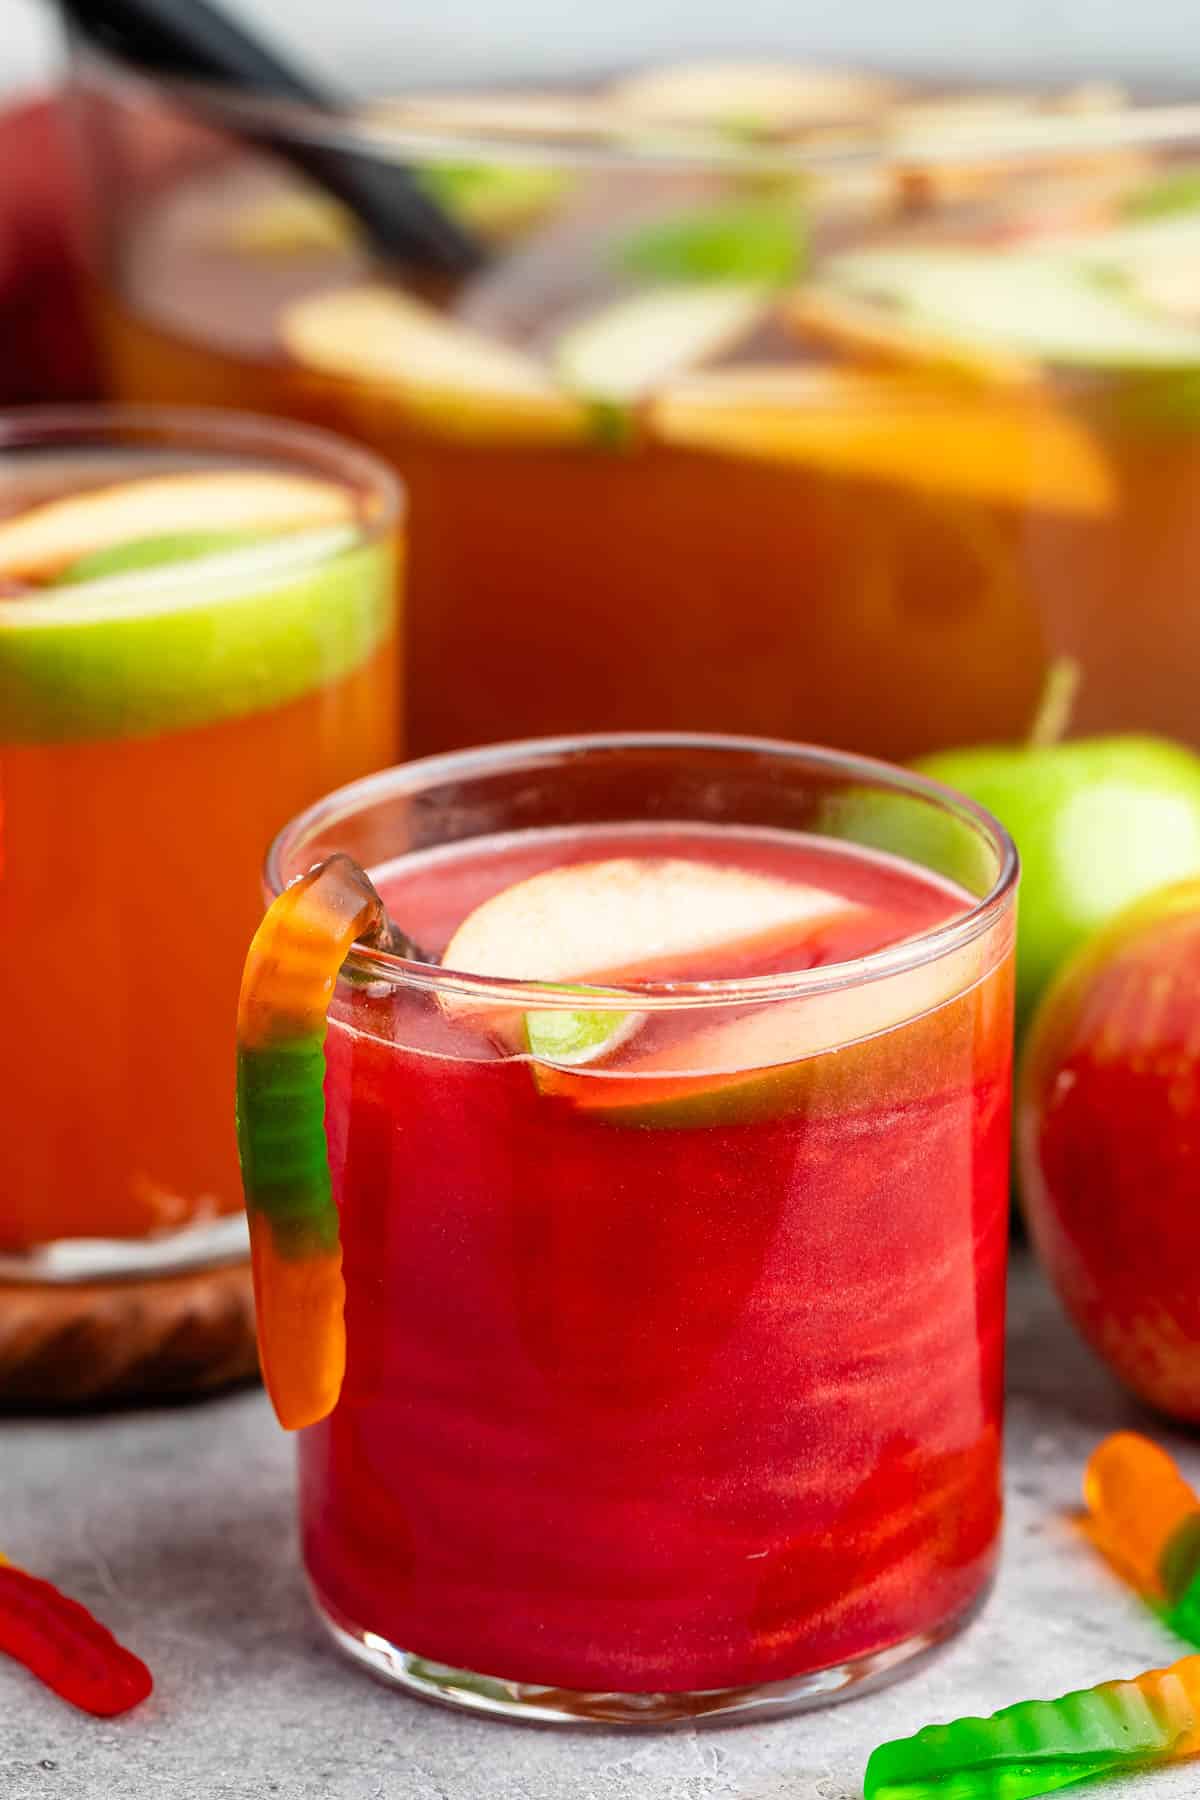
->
[[5, 0, 1200, 92]]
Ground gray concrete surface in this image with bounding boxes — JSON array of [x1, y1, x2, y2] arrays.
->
[[1, 1254, 1197, 1799]]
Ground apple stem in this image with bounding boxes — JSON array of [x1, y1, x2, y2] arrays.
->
[[1027, 657, 1082, 750]]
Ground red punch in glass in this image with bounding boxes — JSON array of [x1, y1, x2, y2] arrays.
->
[[237, 734, 1017, 1725]]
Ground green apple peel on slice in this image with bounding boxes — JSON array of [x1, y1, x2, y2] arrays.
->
[[538, 937, 1002, 1129], [53, 529, 260, 585], [614, 202, 805, 286], [1124, 169, 1200, 223], [0, 527, 393, 743], [523, 993, 644, 1066], [0, 470, 357, 581], [418, 161, 570, 237]]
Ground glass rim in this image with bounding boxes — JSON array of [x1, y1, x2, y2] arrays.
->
[[0, 403, 405, 541], [71, 48, 1200, 177], [266, 731, 1019, 1012]]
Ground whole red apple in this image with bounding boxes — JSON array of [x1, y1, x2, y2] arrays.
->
[[1019, 877, 1200, 1420]]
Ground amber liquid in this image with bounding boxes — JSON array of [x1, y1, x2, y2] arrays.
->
[[85, 66, 1200, 765], [99, 292, 1063, 762], [1, 620, 396, 1249]]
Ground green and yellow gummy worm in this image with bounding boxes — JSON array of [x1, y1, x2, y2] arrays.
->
[[236, 853, 392, 1429], [865, 1650, 1200, 1799]]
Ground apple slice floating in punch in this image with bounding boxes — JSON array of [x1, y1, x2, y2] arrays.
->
[[0, 469, 356, 582], [615, 202, 804, 288], [605, 61, 899, 134], [522, 999, 646, 1067], [782, 283, 1040, 387], [0, 525, 389, 743], [0, 468, 392, 743], [648, 365, 1114, 515], [226, 189, 357, 257], [440, 853, 999, 1126], [442, 854, 863, 1073], [415, 162, 570, 241], [442, 855, 861, 988], [810, 244, 1200, 369], [553, 284, 769, 410], [53, 529, 261, 584], [283, 283, 769, 449], [280, 285, 593, 446], [531, 934, 1000, 1128]]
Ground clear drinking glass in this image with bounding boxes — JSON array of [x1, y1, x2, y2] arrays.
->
[[261, 733, 1018, 1723], [0, 407, 400, 1288], [63, 37, 1200, 760]]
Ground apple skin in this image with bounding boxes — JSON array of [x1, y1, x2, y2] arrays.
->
[[0, 96, 99, 402], [1018, 878, 1200, 1420], [917, 736, 1200, 1033]]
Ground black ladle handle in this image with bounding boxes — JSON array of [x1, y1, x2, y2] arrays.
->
[[54, 0, 485, 275]]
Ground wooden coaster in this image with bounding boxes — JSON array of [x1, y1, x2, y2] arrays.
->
[[0, 1261, 260, 1408]]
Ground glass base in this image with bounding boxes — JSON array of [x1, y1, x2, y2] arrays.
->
[[311, 1582, 990, 1726], [0, 1212, 250, 1284]]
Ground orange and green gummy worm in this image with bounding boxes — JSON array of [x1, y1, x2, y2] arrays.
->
[[236, 853, 391, 1430], [864, 1650, 1200, 1799], [1085, 1432, 1200, 1645]]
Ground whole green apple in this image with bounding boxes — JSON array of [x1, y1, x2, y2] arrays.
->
[[916, 736, 1200, 1032], [1019, 878, 1200, 1419]]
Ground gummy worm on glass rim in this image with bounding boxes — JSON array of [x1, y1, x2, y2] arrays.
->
[[235, 853, 395, 1430], [863, 1650, 1200, 1800], [1084, 1431, 1200, 1644], [0, 1552, 152, 1717]]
